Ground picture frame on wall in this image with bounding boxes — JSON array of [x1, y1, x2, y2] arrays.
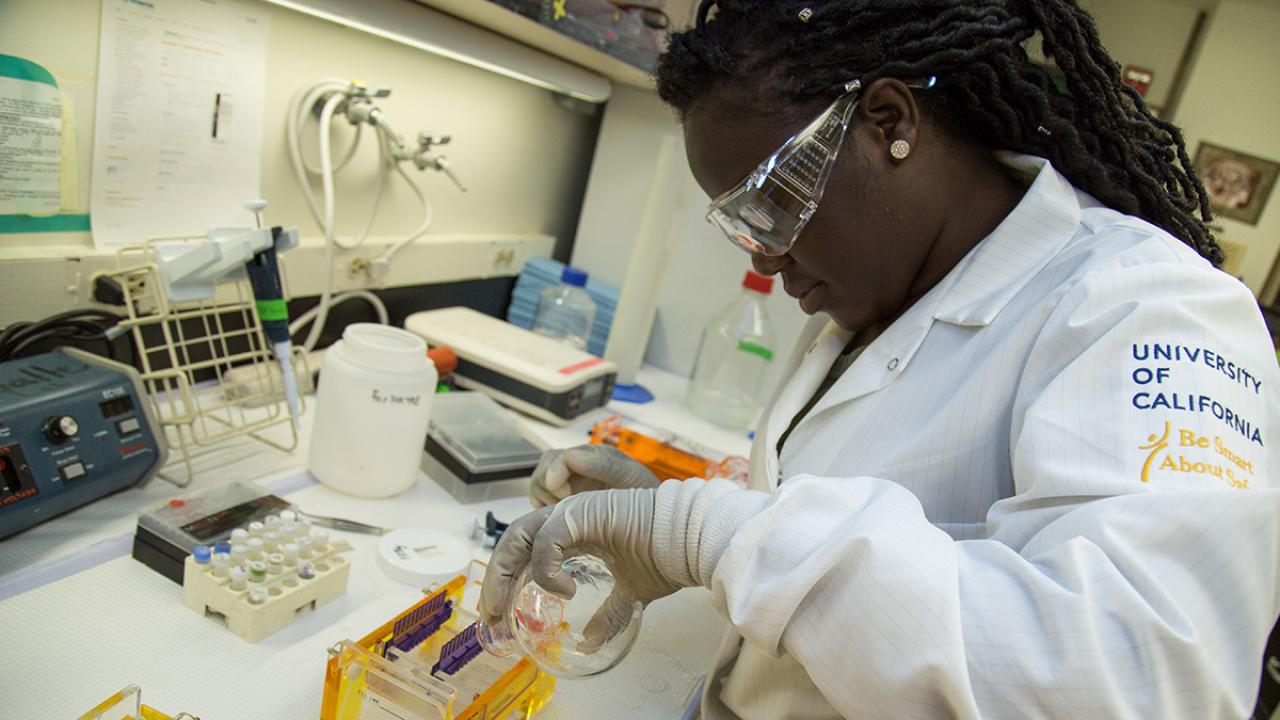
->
[[1193, 142, 1280, 226]]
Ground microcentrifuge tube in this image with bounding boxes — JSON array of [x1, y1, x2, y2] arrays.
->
[[248, 586, 268, 605], [267, 553, 284, 575], [312, 530, 330, 551], [193, 545, 211, 564], [212, 552, 230, 578], [265, 514, 281, 530], [280, 509, 297, 523], [248, 561, 267, 583], [247, 538, 264, 560], [230, 528, 250, 545], [229, 566, 248, 591], [280, 521, 297, 539], [297, 537, 314, 559], [264, 531, 281, 553], [282, 543, 299, 566], [231, 544, 249, 564], [248, 521, 265, 538], [298, 561, 316, 579]]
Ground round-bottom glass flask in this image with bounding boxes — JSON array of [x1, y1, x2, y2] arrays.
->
[[478, 554, 642, 678]]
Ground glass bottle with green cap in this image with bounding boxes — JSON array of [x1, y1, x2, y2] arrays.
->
[[684, 270, 777, 430]]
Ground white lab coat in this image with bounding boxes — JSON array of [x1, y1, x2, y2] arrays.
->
[[699, 155, 1280, 719]]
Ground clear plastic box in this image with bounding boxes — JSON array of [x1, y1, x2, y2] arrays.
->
[[421, 392, 544, 505], [134, 481, 291, 583], [77, 684, 196, 720]]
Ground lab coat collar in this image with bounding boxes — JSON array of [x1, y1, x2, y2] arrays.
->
[[780, 261, 957, 457], [932, 154, 1082, 327]]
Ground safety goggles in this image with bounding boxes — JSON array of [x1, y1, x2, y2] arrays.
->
[[706, 76, 937, 256]]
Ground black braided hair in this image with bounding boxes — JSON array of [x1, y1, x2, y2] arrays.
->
[[656, 0, 1222, 265]]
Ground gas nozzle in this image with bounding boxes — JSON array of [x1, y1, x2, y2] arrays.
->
[[435, 157, 466, 193], [412, 133, 465, 191]]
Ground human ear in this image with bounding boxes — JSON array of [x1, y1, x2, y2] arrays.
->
[[854, 78, 922, 163]]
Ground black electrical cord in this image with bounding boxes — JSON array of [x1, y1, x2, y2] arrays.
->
[[8, 324, 116, 361], [2, 323, 119, 361], [0, 308, 121, 351], [0, 309, 126, 362]]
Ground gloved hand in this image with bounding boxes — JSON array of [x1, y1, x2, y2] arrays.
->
[[482, 488, 680, 651], [483, 479, 774, 654], [529, 444, 660, 508]]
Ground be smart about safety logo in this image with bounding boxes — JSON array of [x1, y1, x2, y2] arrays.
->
[[1131, 343, 1263, 489]]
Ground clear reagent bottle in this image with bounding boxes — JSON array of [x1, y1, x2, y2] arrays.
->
[[533, 266, 597, 352], [684, 270, 777, 430]]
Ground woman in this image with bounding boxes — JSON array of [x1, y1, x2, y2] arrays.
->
[[483, 1, 1280, 717]]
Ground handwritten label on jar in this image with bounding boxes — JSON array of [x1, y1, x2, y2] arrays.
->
[[370, 390, 421, 406]]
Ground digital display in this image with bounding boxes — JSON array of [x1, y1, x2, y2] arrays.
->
[[580, 377, 606, 410], [100, 395, 136, 418]]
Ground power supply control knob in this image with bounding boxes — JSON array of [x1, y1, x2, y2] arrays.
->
[[43, 415, 80, 444]]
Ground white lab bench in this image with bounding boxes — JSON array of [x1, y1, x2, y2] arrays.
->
[[0, 366, 750, 719]]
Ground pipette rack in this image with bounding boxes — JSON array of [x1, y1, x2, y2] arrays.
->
[[101, 236, 307, 486], [322, 576, 556, 720]]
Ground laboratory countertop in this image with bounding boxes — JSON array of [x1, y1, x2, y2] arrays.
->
[[0, 365, 751, 719]]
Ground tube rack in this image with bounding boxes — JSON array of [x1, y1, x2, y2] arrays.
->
[[181, 535, 351, 643]]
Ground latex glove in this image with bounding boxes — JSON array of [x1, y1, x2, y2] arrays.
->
[[529, 444, 660, 508], [482, 488, 680, 650]]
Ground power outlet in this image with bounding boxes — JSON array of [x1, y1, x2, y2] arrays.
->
[[0, 234, 554, 328]]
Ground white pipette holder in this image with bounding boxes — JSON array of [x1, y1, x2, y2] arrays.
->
[[154, 225, 299, 303]]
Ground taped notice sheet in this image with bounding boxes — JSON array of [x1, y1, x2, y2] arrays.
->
[[0, 55, 62, 215], [90, 0, 269, 248]]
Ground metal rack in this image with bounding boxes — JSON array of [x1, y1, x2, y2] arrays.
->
[[105, 237, 306, 486]]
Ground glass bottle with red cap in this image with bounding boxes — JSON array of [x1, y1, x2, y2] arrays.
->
[[684, 270, 777, 430]]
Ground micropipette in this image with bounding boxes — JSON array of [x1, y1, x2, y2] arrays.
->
[[244, 200, 302, 429]]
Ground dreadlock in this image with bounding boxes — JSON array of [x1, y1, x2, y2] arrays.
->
[[656, 0, 1222, 265]]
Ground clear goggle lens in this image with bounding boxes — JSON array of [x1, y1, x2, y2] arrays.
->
[[706, 93, 858, 256], [707, 176, 814, 255]]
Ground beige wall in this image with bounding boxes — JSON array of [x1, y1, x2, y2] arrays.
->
[[1173, 0, 1280, 296], [0, 0, 600, 254], [1081, 0, 1203, 111]]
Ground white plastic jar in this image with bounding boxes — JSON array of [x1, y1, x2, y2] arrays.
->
[[308, 324, 437, 497]]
